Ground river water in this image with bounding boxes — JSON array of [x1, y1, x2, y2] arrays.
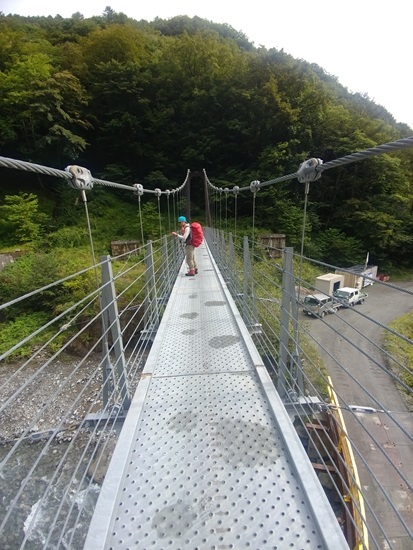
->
[[0, 437, 100, 549]]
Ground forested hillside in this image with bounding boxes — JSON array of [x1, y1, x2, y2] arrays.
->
[[1, 7, 413, 269]]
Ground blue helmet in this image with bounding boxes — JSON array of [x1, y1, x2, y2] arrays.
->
[[177, 216, 187, 222]]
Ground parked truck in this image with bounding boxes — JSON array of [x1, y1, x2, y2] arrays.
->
[[303, 293, 343, 318], [333, 287, 368, 307]]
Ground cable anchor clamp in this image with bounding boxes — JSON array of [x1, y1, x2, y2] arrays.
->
[[297, 158, 323, 183], [250, 180, 260, 193], [154, 188, 162, 198], [133, 183, 144, 196], [232, 186, 240, 196], [65, 165, 93, 190]]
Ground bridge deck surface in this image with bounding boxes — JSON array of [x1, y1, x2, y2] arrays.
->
[[85, 242, 348, 549]]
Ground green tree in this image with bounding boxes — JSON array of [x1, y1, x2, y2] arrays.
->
[[0, 192, 49, 244], [313, 228, 365, 266], [0, 12, 412, 269], [0, 52, 90, 161]]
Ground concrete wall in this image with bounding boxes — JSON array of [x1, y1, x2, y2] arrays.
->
[[0, 254, 15, 271]]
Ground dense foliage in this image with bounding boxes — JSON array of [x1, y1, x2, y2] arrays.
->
[[1, 8, 413, 271]]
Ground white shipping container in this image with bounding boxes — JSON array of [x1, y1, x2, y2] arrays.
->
[[315, 273, 344, 296]]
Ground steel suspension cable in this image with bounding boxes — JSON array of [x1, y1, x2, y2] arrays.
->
[[318, 135, 413, 173], [204, 135, 413, 195]]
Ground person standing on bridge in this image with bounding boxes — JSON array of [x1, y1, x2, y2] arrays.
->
[[171, 215, 198, 276]]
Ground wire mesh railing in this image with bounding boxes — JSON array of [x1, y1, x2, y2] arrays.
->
[[0, 237, 183, 549], [206, 227, 412, 550], [0, 226, 412, 549]]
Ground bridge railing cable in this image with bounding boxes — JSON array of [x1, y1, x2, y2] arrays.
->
[[0, 235, 184, 548], [205, 228, 412, 549]]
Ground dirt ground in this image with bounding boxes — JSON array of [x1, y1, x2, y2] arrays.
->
[[0, 350, 141, 443], [0, 355, 101, 442]]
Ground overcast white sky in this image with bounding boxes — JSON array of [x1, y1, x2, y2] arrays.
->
[[2, 0, 412, 129]]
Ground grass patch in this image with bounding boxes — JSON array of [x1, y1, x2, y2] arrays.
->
[[0, 312, 66, 362], [300, 330, 330, 400], [383, 311, 413, 409]]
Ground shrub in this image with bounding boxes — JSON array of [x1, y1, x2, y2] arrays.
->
[[0, 312, 62, 361]]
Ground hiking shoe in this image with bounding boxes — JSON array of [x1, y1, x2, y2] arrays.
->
[[185, 270, 195, 277], [194, 268, 198, 274]]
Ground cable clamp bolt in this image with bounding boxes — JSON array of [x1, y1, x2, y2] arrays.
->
[[297, 158, 323, 183], [232, 186, 240, 196], [65, 165, 93, 190], [154, 188, 162, 197], [133, 183, 144, 196], [250, 180, 260, 193]]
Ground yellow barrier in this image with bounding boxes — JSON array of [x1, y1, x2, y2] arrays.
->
[[327, 377, 369, 550]]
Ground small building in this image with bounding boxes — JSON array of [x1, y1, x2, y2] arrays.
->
[[260, 234, 286, 258], [335, 265, 378, 289], [315, 273, 344, 296], [111, 240, 140, 258]]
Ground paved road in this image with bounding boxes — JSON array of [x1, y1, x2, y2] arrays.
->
[[305, 281, 413, 549]]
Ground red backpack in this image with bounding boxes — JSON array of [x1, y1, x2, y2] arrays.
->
[[189, 222, 204, 247]]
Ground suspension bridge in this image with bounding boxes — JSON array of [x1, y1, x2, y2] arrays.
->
[[0, 138, 412, 549]]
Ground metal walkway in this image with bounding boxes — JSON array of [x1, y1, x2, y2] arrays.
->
[[85, 241, 348, 549]]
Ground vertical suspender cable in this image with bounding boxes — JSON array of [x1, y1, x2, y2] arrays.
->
[[214, 189, 218, 227], [231, 186, 239, 245], [251, 190, 257, 262], [225, 189, 228, 234], [156, 191, 162, 240], [138, 196, 145, 244], [234, 195, 237, 239], [249, 181, 260, 263], [132, 183, 146, 246], [219, 190, 223, 229], [172, 190, 177, 222], [297, 181, 310, 308], [80, 190, 99, 287], [166, 192, 171, 233]]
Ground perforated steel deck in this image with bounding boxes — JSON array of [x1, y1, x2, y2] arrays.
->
[[85, 243, 348, 549]]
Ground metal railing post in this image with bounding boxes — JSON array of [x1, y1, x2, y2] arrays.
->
[[277, 247, 304, 400], [100, 255, 130, 410]]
